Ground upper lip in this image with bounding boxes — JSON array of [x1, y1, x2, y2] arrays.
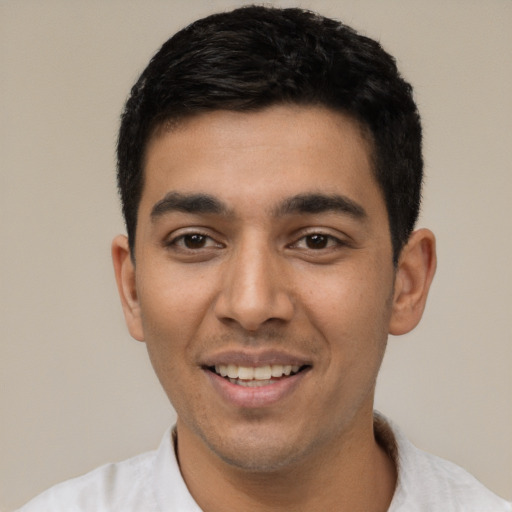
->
[[200, 349, 313, 368]]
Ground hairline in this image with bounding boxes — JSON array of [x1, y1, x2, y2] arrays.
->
[[129, 102, 399, 263]]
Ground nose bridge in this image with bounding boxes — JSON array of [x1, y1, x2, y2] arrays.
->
[[215, 231, 293, 330]]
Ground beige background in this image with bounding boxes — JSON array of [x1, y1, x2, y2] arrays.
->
[[1, 0, 511, 509]]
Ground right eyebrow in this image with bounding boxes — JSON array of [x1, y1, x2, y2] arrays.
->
[[150, 192, 230, 220], [274, 193, 367, 220]]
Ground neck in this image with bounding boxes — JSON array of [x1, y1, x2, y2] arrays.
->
[[175, 412, 396, 512]]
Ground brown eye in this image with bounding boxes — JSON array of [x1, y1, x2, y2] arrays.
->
[[168, 232, 224, 251], [305, 234, 329, 249], [182, 234, 207, 249]]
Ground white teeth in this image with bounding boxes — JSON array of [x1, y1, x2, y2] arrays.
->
[[227, 364, 238, 379], [215, 365, 228, 377], [238, 366, 255, 380], [214, 364, 302, 381], [271, 364, 284, 377], [254, 365, 272, 380]]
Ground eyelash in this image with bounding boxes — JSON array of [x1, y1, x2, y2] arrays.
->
[[165, 230, 346, 253], [289, 233, 346, 251], [166, 232, 223, 251]]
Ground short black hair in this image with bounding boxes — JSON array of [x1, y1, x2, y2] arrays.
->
[[117, 5, 423, 263]]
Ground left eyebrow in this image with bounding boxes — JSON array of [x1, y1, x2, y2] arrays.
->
[[274, 193, 367, 220], [150, 192, 230, 220]]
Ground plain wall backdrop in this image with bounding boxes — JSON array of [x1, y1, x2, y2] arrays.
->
[[1, 0, 511, 509]]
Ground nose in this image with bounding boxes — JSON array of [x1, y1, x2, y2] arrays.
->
[[213, 240, 294, 331]]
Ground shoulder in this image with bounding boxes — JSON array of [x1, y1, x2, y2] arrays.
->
[[15, 449, 159, 512], [15, 427, 202, 512], [398, 446, 511, 511], [378, 414, 512, 512]]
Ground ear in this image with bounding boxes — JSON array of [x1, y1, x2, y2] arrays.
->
[[389, 228, 437, 335], [111, 235, 145, 341]]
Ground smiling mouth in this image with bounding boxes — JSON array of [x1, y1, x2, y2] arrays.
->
[[207, 364, 310, 387]]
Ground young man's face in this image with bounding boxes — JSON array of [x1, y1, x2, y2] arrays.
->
[[118, 105, 401, 471]]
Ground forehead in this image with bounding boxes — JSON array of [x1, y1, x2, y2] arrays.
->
[[140, 106, 383, 219]]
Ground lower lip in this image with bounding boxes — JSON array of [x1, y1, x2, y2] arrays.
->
[[204, 369, 309, 408]]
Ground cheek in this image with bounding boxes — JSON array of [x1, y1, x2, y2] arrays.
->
[[299, 261, 394, 349], [135, 264, 221, 388], [138, 264, 214, 336], [137, 276, 201, 408]]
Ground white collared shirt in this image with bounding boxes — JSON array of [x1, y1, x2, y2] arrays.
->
[[16, 415, 511, 511]]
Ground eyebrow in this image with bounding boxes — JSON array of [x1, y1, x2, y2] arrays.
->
[[274, 193, 367, 220], [150, 191, 367, 221], [151, 192, 230, 219]]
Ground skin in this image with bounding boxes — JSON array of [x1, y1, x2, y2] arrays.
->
[[112, 105, 436, 511]]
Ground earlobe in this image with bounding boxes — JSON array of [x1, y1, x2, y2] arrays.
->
[[111, 235, 145, 342], [389, 229, 437, 336]]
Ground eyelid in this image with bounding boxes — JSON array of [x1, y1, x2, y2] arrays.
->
[[289, 228, 349, 248], [292, 235, 344, 250], [164, 228, 224, 249]]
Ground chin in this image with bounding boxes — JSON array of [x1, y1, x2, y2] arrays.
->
[[200, 425, 321, 474], [216, 445, 306, 473]]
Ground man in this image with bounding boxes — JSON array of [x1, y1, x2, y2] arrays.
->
[[17, 5, 511, 512]]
